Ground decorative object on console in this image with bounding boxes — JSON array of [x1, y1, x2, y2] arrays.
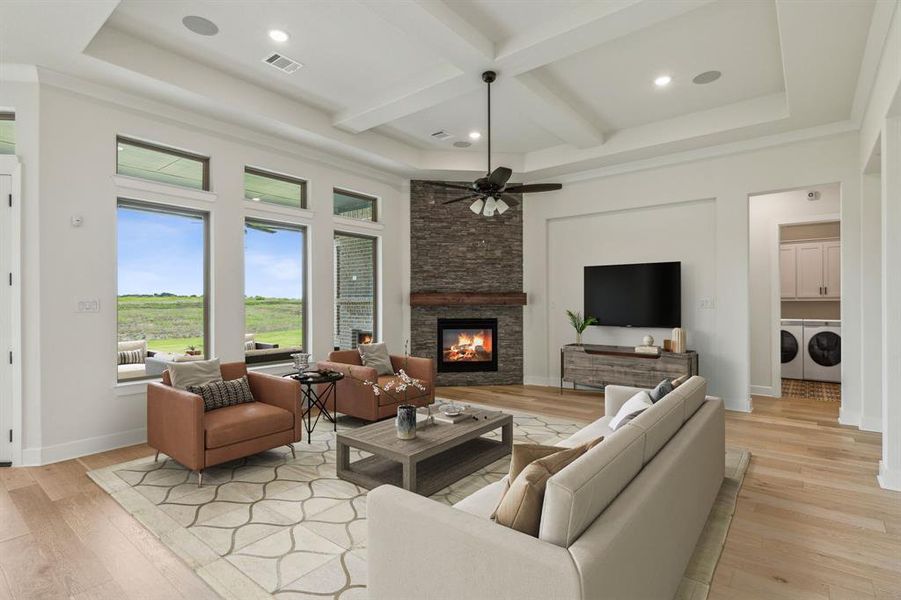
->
[[566, 309, 598, 345], [634, 345, 660, 355], [425, 71, 563, 218], [672, 328, 686, 353], [642, 334, 655, 346], [396, 404, 418, 439]]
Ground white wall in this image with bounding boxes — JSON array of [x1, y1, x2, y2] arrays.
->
[[860, 172, 882, 432], [524, 132, 862, 413], [748, 185, 840, 395], [547, 199, 716, 377], [17, 82, 407, 465]]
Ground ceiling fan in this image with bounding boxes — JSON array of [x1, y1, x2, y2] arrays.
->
[[428, 70, 563, 217]]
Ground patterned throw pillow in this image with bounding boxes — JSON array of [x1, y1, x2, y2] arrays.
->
[[188, 375, 255, 412], [118, 349, 144, 365], [244, 340, 255, 352]]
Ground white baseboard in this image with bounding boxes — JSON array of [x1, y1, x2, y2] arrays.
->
[[21, 427, 147, 466], [724, 397, 752, 413], [838, 407, 861, 427], [750, 385, 776, 397], [524, 376, 559, 387], [858, 414, 882, 432], [878, 461, 901, 491]]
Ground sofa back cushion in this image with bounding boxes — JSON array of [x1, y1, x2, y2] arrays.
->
[[678, 376, 708, 419], [328, 350, 363, 366], [118, 340, 147, 353], [626, 391, 686, 464], [167, 358, 223, 390], [539, 425, 645, 547]]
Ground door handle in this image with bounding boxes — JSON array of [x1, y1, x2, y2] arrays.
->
[[825, 286, 828, 295]]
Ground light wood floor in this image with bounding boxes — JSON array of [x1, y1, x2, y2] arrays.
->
[[0, 387, 897, 600]]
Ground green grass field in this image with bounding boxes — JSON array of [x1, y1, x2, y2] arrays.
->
[[118, 295, 303, 354]]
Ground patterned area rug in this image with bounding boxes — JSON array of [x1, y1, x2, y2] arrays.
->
[[782, 378, 841, 401], [88, 404, 749, 600]]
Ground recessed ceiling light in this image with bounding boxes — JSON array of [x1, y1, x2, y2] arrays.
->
[[692, 70, 722, 85], [268, 29, 289, 43], [468, 131, 481, 140], [654, 75, 672, 87], [453, 141, 472, 148], [182, 15, 219, 36]]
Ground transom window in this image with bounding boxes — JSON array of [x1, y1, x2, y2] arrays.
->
[[0, 113, 14, 155], [117, 137, 209, 191], [334, 188, 377, 222], [244, 167, 307, 209]]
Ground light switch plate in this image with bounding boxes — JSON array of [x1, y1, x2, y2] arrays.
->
[[77, 299, 100, 313]]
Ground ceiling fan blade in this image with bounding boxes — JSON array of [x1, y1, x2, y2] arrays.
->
[[488, 166, 512, 187], [425, 181, 476, 192], [501, 194, 520, 207], [443, 194, 481, 205], [504, 183, 563, 194]]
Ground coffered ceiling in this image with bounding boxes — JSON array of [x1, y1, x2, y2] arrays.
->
[[0, 0, 890, 180]]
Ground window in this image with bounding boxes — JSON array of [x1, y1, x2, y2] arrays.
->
[[245, 167, 306, 209], [117, 200, 208, 382], [244, 219, 307, 363], [333, 188, 377, 221], [334, 232, 377, 350], [0, 113, 14, 155], [116, 137, 209, 191]]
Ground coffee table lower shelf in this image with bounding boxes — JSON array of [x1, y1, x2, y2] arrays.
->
[[338, 436, 510, 497]]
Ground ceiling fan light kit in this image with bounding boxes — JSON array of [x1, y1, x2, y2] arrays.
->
[[428, 71, 563, 217]]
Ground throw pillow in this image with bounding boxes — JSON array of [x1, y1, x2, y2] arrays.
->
[[613, 408, 647, 431], [358, 342, 394, 376], [671, 373, 690, 388], [493, 441, 598, 537], [609, 390, 653, 429], [168, 358, 222, 390], [187, 375, 255, 412], [648, 379, 674, 403], [508, 444, 564, 482], [117, 348, 144, 365], [244, 340, 255, 352]]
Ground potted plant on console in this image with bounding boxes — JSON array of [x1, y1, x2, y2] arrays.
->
[[566, 310, 597, 345]]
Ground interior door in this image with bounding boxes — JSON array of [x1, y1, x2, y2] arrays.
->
[[823, 241, 841, 298], [0, 175, 10, 464], [779, 245, 797, 299], [795, 242, 824, 299]]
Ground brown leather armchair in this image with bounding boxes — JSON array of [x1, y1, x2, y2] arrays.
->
[[147, 362, 302, 485], [318, 351, 434, 422]]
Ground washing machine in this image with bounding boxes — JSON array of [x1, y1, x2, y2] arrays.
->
[[803, 320, 841, 383], [780, 319, 804, 380]]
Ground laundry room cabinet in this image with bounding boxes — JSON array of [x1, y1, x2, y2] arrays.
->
[[781, 240, 840, 300]]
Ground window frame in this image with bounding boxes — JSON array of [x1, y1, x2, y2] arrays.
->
[[0, 112, 15, 154], [244, 166, 308, 210], [243, 216, 309, 365], [333, 230, 379, 350], [116, 136, 211, 192], [333, 188, 378, 222], [116, 198, 211, 382]]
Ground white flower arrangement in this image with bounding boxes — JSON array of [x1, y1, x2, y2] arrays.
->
[[362, 369, 426, 397]]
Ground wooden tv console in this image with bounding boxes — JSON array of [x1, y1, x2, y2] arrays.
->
[[560, 344, 698, 391]]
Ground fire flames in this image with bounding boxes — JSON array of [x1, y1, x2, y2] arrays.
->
[[445, 330, 493, 362]]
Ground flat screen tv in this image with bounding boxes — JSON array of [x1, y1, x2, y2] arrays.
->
[[584, 261, 681, 328]]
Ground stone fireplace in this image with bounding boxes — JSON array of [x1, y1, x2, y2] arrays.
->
[[410, 180, 523, 386]]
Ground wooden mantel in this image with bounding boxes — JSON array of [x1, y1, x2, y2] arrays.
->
[[410, 292, 527, 306]]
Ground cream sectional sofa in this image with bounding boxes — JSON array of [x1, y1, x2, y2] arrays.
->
[[368, 376, 725, 600]]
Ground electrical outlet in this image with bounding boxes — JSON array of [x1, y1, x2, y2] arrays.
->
[[699, 298, 716, 309], [76, 299, 100, 313]]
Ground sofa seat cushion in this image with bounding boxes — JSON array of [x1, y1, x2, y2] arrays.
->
[[453, 479, 508, 518], [557, 416, 614, 448], [117, 363, 147, 379], [375, 375, 430, 406], [204, 402, 293, 449]]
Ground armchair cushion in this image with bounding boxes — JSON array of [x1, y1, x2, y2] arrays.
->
[[358, 342, 394, 375], [168, 358, 222, 390], [188, 375, 255, 412], [204, 402, 293, 449]]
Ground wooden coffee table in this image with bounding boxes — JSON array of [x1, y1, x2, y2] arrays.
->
[[336, 410, 513, 496]]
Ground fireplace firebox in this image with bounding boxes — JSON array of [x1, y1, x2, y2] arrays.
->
[[437, 318, 498, 373]]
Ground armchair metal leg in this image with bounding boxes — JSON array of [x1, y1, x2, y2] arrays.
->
[[286, 444, 296, 459], [197, 470, 203, 488], [154, 450, 160, 462]]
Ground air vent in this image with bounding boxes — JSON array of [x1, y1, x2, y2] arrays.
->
[[263, 53, 303, 74], [430, 130, 453, 141]]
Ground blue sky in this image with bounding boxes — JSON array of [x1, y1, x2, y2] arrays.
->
[[118, 207, 304, 299]]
